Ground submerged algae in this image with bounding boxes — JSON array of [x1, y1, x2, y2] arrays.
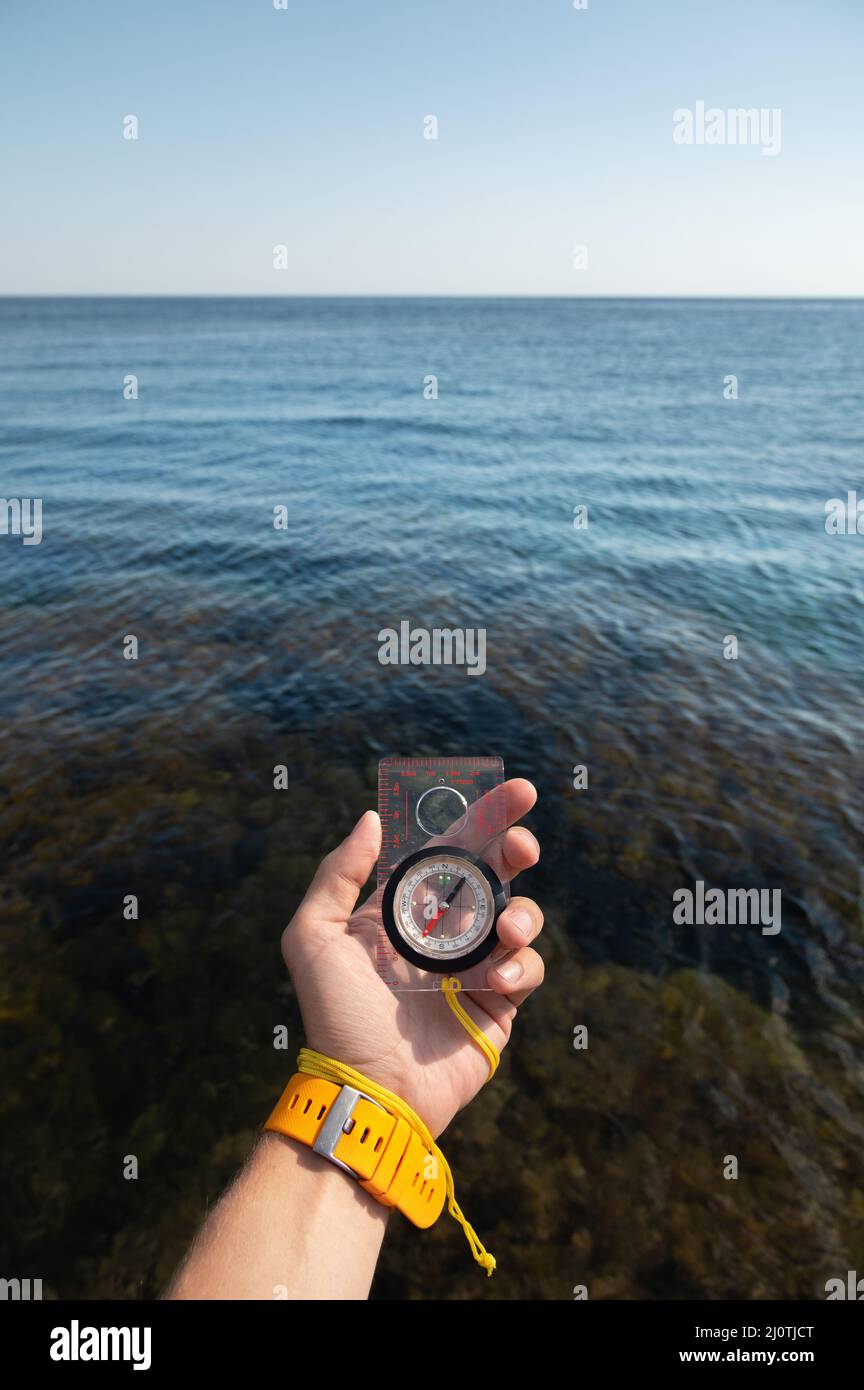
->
[[2, 704, 862, 1301]]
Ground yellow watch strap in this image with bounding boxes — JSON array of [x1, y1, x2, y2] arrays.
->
[[264, 1073, 446, 1229], [264, 1024, 500, 1275]]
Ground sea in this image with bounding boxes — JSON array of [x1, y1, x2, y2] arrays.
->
[[1, 296, 862, 1299]]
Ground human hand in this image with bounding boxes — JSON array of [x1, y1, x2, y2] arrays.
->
[[281, 779, 543, 1138]]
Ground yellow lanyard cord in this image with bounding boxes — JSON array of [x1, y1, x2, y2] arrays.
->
[[297, 1003, 499, 1276], [440, 976, 500, 1081]]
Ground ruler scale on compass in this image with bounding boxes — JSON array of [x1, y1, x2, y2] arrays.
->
[[374, 756, 508, 991]]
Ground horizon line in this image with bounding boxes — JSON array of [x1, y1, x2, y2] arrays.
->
[[0, 293, 862, 302]]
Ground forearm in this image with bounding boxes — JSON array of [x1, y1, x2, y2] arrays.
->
[[165, 1131, 390, 1300]]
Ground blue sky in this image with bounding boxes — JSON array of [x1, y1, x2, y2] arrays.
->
[[0, 0, 861, 294]]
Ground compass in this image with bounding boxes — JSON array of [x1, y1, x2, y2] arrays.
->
[[381, 845, 507, 972]]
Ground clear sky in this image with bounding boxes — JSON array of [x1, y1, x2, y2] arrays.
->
[[0, 0, 861, 295]]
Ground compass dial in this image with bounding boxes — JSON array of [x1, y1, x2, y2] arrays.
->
[[381, 846, 506, 972]]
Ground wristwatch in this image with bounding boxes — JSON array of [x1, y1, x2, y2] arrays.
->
[[264, 1073, 446, 1229]]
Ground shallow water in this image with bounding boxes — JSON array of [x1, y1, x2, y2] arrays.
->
[[1, 297, 862, 1298]]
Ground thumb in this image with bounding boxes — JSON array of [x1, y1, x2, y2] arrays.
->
[[299, 809, 382, 923]]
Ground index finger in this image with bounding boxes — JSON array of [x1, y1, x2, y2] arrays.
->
[[424, 777, 537, 886]]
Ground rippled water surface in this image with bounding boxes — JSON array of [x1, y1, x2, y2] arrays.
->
[[1, 297, 862, 1299]]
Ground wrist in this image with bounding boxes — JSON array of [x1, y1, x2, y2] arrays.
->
[[260, 1129, 391, 1226]]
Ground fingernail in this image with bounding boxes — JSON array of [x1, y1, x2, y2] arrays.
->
[[494, 958, 524, 985], [508, 908, 533, 938]]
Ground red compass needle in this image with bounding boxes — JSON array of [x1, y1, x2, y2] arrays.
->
[[421, 877, 465, 936]]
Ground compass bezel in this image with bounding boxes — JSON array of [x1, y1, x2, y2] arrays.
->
[[380, 844, 507, 973]]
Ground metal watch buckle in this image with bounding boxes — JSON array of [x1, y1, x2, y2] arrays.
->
[[312, 1085, 386, 1178]]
